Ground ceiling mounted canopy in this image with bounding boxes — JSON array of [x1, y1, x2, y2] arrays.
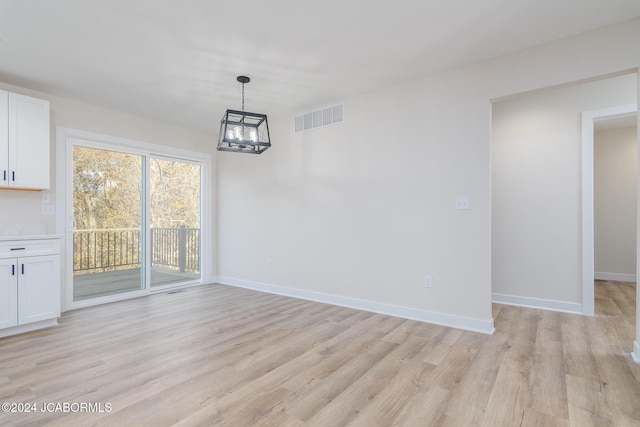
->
[[217, 76, 271, 154]]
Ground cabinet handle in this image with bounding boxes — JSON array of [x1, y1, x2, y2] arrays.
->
[[10, 248, 26, 251], [12, 171, 15, 182], [21, 264, 24, 275], [12, 264, 15, 276], [2, 170, 5, 181]]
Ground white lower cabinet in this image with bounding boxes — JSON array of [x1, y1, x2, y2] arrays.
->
[[0, 238, 61, 337], [0, 258, 18, 329]]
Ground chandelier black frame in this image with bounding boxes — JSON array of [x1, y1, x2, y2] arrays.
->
[[217, 76, 271, 154]]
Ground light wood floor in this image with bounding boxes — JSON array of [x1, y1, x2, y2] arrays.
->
[[0, 280, 639, 426]]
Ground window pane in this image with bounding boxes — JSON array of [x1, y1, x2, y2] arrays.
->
[[72, 146, 144, 301], [150, 158, 201, 287]]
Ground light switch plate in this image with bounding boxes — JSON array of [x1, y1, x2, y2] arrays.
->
[[456, 196, 470, 210]]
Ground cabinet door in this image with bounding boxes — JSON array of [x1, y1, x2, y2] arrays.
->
[[0, 91, 8, 188], [0, 258, 18, 329], [7, 93, 50, 190], [17, 255, 60, 325]]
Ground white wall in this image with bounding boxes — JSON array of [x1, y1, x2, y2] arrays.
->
[[217, 19, 640, 332], [595, 125, 638, 281], [0, 81, 216, 235], [492, 75, 637, 309]]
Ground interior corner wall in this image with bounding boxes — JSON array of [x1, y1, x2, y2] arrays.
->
[[217, 19, 640, 329], [595, 125, 638, 281], [492, 74, 637, 308]]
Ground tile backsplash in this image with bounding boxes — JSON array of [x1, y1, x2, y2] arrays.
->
[[0, 223, 47, 236]]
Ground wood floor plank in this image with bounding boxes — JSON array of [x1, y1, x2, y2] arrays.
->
[[566, 374, 615, 427], [480, 355, 531, 427], [529, 311, 569, 421], [282, 339, 397, 422], [390, 385, 450, 427], [342, 354, 434, 426], [0, 281, 639, 426]]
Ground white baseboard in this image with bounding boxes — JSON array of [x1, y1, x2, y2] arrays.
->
[[633, 341, 640, 364], [217, 276, 495, 335], [595, 272, 636, 283], [0, 319, 59, 338], [492, 293, 583, 315]]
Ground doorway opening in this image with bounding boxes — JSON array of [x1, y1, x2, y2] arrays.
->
[[581, 104, 638, 316], [491, 73, 637, 316]]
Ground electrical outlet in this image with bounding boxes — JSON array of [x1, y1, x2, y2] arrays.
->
[[42, 204, 55, 215], [41, 192, 51, 204], [424, 275, 433, 288]]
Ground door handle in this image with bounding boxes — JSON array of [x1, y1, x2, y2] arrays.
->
[[67, 216, 77, 234]]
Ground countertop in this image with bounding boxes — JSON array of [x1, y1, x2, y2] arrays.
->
[[0, 234, 62, 242]]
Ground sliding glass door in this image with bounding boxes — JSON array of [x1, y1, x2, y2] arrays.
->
[[149, 157, 201, 288], [70, 144, 202, 303], [72, 146, 144, 301]]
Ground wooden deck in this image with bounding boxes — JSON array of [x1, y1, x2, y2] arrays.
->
[[73, 267, 200, 300]]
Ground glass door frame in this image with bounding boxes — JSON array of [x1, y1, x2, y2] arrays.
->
[[71, 143, 147, 302], [148, 154, 203, 291], [56, 127, 212, 311]]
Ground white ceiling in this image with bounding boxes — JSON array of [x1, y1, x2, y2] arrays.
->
[[1, 0, 639, 133]]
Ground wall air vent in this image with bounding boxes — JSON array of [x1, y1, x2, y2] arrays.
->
[[294, 103, 344, 133]]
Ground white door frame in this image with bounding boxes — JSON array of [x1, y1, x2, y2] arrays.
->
[[55, 127, 213, 312], [581, 103, 637, 317]]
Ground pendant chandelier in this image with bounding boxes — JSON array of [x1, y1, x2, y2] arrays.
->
[[217, 76, 271, 154]]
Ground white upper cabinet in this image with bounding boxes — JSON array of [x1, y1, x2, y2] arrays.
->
[[0, 90, 50, 190]]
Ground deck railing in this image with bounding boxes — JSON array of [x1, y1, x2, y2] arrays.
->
[[150, 227, 200, 273], [73, 226, 200, 274]]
